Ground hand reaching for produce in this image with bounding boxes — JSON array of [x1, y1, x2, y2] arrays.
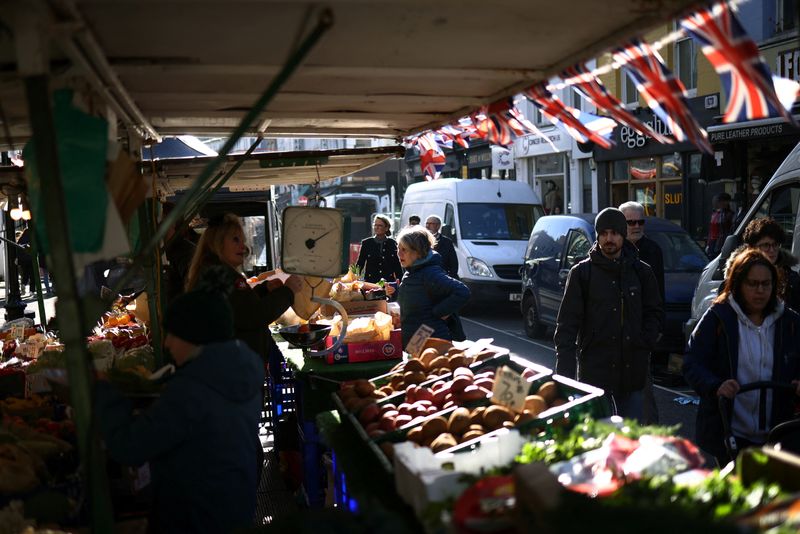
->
[[717, 379, 740, 399]]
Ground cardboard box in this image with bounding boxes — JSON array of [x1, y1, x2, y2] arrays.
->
[[321, 299, 387, 318], [324, 329, 402, 364]]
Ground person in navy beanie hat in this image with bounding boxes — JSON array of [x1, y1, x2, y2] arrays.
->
[[94, 267, 264, 533], [595, 207, 628, 239]]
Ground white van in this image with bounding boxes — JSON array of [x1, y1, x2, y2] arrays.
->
[[686, 141, 800, 337], [400, 178, 544, 304]]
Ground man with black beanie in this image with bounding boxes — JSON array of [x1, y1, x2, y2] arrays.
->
[[95, 281, 264, 533], [554, 208, 663, 421]]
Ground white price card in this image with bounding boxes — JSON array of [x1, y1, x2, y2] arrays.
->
[[405, 324, 434, 358], [491, 365, 528, 412], [10, 325, 25, 340]]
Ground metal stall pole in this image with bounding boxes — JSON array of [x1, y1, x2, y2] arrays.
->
[[3, 211, 25, 320], [13, 9, 114, 531], [110, 8, 334, 298], [26, 219, 48, 330], [136, 199, 164, 367]]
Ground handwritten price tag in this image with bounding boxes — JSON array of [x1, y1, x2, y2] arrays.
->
[[10, 325, 25, 340], [405, 324, 434, 358], [491, 365, 528, 412]]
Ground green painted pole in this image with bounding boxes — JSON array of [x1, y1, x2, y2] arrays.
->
[[23, 74, 114, 532], [26, 220, 47, 330], [110, 8, 333, 298], [136, 200, 164, 367]]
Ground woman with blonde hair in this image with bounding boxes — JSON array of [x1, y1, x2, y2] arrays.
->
[[355, 213, 403, 283], [186, 213, 303, 360]]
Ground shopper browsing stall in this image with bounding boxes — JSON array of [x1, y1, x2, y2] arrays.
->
[[94, 280, 264, 533], [185, 213, 303, 361], [395, 226, 470, 348]]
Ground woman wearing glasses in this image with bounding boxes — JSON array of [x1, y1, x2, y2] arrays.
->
[[355, 214, 403, 284], [740, 217, 800, 312], [684, 247, 800, 464]]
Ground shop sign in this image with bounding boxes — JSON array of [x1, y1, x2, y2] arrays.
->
[[619, 115, 674, 149], [467, 146, 493, 169], [515, 129, 571, 157], [776, 48, 800, 81], [708, 121, 799, 143]]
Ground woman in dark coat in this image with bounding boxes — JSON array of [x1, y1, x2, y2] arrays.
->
[[741, 217, 800, 312], [185, 214, 303, 361], [684, 248, 800, 464], [355, 214, 403, 283], [395, 226, 470, 348]]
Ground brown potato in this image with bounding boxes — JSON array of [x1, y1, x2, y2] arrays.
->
[[483, 405, 515, 430], [344, 396, 362, 412], [461, 429, 485, 442], [421, 417, 449, 442], [429, 356, 450, 371], [338, 385, 357, 401], [404, 359, 426, 374], [550, 398, 567, 407], [502, 420, 515, 429], [354, 379, 375, 397], [536, 381, 559, 405], [473, 350, 497, 362], [467, 424, 485, 433], [447, 355, 468, 371], [447, 407, 471, 435], [406, 427, 424, 444], [524, 395, 547, 416], [469, 407, 486, 426], [390, 374, 404, 390], [430, 433, 458, 453], [514, 410, 535, 425], [419, 348, 440, 367], [378, 385, 394, 397], [446, 348, 464, 357]]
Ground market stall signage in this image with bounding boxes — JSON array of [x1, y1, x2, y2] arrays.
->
[[10, 325, 25, 340], [708, 121, 799, 143], [491, 365, 527, 412], [405, 324, 434, 358]]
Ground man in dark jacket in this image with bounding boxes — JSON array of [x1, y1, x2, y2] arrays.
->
[[554, 208, 663, 421], [620, 201, 664, 424], [95, 285, 263, 533], [425, 215, 459, 279]]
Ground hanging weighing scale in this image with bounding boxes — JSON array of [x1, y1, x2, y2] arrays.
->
[[278, 205, 351, 357]]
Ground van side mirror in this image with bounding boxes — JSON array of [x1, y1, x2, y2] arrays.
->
[[712, 234, 741, 280]]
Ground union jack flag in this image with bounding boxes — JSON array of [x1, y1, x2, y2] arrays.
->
[[436, 124, 471, 149], [614, 39, 712, 154], [415, 132, 446, 181], [469, 99, 537, 147], [522, 83, 614, 149], [680, 1, 795, 124], [561, 63, 673, 144]]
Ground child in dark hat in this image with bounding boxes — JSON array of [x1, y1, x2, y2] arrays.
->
[[94, 275, 263, 534]]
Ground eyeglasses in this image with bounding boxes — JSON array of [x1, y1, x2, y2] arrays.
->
[[743, 279, 773, 290], [756, 242, 779, 252], [626, 219, 645, 226], [425, 222, 440, 227]]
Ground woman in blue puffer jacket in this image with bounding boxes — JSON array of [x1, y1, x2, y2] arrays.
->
[[395, 226, 470, 348]]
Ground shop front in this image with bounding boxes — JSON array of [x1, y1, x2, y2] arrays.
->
[[514, 128, 573, 214], [593, 95, 720, 233]]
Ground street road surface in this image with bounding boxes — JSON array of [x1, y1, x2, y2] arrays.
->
[[461, 302, 699, 440]]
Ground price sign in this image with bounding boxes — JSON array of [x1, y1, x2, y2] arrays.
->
[[491, 365, 528, 412], [10, 325, 25, 340], [405, 324, 434, 358]]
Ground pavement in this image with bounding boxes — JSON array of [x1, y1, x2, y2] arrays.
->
[[0, 280, 58, 329]]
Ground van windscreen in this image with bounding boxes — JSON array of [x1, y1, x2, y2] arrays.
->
[[458, 203, 541, 240]]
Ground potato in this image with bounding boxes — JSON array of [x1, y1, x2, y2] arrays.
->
[[404, 370, 427, 385], [404, 359, 426, 374], [419, 348, 440, 367], [447, 407, 471, 435], [550, 398, 567, 407], [359, 403, 381, 425], [390, 374, 404, 390], [473, 350, 497, 362], [514, 409, 535, 425], [459, 385, 487, 402], [467, 424, 485, 433], [502, 420, 515, 429], [447, 355, 468, 371], [469, 407, 486, 426], [344, 396, 362, 412], [536, 381, 559, 405], [338, 385, 357, 401], [461, 429, 485, 442], [421, 416, 449, 441], [483, 405, 515, 430], [453, 367, 474, 380], [354, 379, 375, 397], [378, 385, 395, 397], [430, 433, 458, 453], [406, 426, 424, 444], [524, 395, 547, 416], [451, 374, 473, 394], [429, 356, 450, 371]]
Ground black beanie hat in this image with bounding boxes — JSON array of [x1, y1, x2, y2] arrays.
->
[[595, 208, 627, 238], [163, 266, 235, 345]]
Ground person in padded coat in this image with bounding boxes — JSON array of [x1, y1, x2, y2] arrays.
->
[[355, 213, 404, 284], [95, 279, 263, 533], [395, 226, 470, 348], [554, 208, 663, 421], [684, 248, 800, 465]]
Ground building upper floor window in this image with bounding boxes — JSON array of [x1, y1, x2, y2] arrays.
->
[[776, 0, 797, 33], [621, 69, 639, 107], [674, 23, 697, 95]]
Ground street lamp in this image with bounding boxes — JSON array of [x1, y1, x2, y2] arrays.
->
[[10, 196, 31, 221]]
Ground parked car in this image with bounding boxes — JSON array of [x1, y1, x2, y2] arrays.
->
[[520, 214, 708, 356]]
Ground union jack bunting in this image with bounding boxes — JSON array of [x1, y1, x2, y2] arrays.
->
[[561, 63, 673, 144], [470, 100, 520, 147], [436, 124, 471, 149], [522, 83, 614, 149], [613, 39, 712, 154], [415, 132, 446, 181], [680, 1, 795, 124]]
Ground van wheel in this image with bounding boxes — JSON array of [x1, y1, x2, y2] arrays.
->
[[523, 296, 546, 339]]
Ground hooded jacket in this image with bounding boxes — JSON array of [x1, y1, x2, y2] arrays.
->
[[95, 340, 264, 533], [683, 299, 800, 461], [397, 251, 470, 348], [554, 240, 663, 395]]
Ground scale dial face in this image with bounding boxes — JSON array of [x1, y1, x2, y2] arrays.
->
[[281, 206, 347, 278]]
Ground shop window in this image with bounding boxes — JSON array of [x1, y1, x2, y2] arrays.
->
[[612, 160, 629, 182], [629, 157, 657, 180], [777, 0, 797, 32], [753, 183, 800, 244], [632, 183, 657, 216], [661, 154, 682, 178], [535, 154, 563, 174]]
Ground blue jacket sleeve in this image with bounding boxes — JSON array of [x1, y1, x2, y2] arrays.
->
[[95, 378, 203, 466], [683, 308, 725, 397], [427, 270, 470, 318]]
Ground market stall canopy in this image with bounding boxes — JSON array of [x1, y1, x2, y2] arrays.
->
[[149, 145, 405, 195], [0, 0, 705, 147]]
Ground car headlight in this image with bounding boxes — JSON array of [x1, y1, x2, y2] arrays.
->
[[467, 257, 493, 277]]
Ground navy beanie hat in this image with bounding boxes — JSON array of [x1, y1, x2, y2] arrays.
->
[[595, 208, 627, 238]]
